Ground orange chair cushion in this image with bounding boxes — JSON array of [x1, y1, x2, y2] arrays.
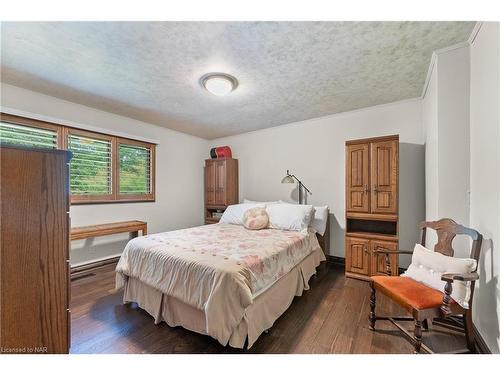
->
[[371, 276, 456, 311]]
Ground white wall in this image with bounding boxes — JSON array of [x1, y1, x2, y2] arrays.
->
[[469, 22, 500, 353], [437, 47, 471, 240], [422, 63, 439, 229], [210, 99, 425, 262], [422, 46, 471, 255], [1, 83, 207, 266], [421, 23, 500, 353]]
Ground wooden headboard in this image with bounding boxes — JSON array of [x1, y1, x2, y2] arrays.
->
[[316, 212, 330, 258]]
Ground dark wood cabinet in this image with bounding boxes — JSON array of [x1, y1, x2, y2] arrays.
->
[[0, 146, 71, 353], [204, 158, 238, 224], [345, 135, 399, 280]]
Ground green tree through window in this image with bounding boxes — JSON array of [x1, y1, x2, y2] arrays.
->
[[68, 134, 112, 195], [0, 122, 57, 149], [119, 144, 151, 194]]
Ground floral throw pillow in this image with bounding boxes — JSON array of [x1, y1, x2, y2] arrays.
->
[[243, 207, 269, 230]]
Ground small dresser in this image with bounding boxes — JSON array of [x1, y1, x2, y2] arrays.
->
[[0, 146, 71, 353]]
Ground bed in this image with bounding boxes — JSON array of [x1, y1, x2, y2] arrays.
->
[[115, 212, 328, 349]]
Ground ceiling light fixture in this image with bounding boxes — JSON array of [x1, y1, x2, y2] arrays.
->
[[200, 73, 238, 96]]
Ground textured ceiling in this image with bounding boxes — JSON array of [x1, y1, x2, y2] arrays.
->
[[1, 22, 475, 139]]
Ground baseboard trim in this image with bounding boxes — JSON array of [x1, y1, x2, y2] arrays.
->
[[473, 324, 492, 354], [328, 256, 345, 266], [71, 255, 120, 277]]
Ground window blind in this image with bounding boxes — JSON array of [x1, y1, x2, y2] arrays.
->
[[0, 122, 58, 149], [68, 134, 112, 195], [119, 143, 152, 195]]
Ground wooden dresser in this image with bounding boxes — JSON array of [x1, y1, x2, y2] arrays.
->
[[0, 146, 71, 353], [345, 135, 399, 281], [204, 158, 238, 224]]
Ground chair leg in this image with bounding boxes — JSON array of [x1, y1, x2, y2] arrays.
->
[[369, 283, 376, 330], [422, 318, 429, 331], [414, 320, 422, 353], [464, 310, 475, 352]]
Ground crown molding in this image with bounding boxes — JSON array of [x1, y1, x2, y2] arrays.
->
[[421, 22, 483, 99], [421, 51, 438, 99], [468, 22, 483, 45]]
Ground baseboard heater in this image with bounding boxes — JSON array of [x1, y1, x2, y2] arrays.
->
[[71, 255, 121, 280]]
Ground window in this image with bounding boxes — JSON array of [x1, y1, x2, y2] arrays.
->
[[118, 140, 154, 199], [0, 113, 156, 204], [0, 114, 60, 149], [68, 130, 113, 202]]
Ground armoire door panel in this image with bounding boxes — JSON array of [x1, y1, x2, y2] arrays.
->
[[346, 144, 370, 212], [205, 162, 215, 205], [370, 140, 398, 214], [376, 192, 391, 209], [345, 237, 370, 275], [370, 240, 398, 276], [350, 191, 364, 209], [214, 160, 227, 205]]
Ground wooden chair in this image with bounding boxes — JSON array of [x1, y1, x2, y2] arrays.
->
[[369, 218, 483, 353]]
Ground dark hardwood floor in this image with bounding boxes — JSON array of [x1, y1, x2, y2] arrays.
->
[[70, 262, 466, 354]]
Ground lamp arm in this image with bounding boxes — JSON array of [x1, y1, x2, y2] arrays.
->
[[290, 175, 312, 195]]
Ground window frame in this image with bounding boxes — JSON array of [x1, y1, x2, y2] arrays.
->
[[0, 112, 156, 204]]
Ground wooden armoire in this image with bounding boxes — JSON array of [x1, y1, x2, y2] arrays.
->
[[345, 135, 399, 281], [204, 158, 238, 224], [0, 146, 71, 353]]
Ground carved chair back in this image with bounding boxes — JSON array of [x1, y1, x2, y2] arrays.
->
[[419, 218, 483, 265], [420, 219, 483, 324]]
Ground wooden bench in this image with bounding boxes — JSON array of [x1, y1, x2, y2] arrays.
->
[[70, 220, 147, 277], [71, 220, 147, 241]]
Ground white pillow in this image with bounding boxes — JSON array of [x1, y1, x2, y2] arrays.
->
[[402, 244, 477, 308], [278, 201, 328, 235], [311, 205, 329, 236], [243, 199, 280, 205], [266, 203, 315, 232], [219, 203, 265, 226]]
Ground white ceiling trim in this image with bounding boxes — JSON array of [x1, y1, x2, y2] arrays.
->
[[467, 22, 484, 45], [0, 106, 160, 145]]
